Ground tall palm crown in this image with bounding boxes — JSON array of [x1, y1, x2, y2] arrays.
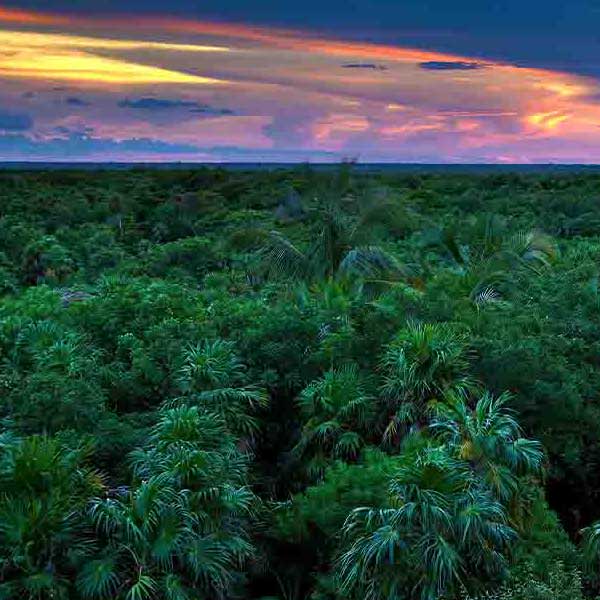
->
[[423, 214, 557, 304], [232, 192, 410, 287], [177, 339, 268, 439], [378, 322, 474, 443], [336, 392, 543, 600], [83, 405, 257, 600], [431, 391, 544, 503], [294, 364, 374, 477], [0, 434, 103, 599]]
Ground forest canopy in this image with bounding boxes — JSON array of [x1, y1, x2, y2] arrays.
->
[[2, 166, 600, 599]]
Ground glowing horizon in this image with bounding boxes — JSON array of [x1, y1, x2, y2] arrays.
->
[[1, 5, 600, 163]]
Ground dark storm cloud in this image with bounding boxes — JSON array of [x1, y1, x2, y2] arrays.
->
[[65, 97, 92, 107], [342, 63, 388, 71], [118, 98, 233, 114], [419, 61, 486, 71], [3, 0, 592, 29], [0, 111, 33, 131]]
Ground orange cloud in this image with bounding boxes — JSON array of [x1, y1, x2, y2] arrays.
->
[[0, 6, 527, 65], [313, 114, 370, 142], [0, 29, 230, 53], [0, 6, 70, 25], [380, 122, 444, 137], [1, 53, 223, 85], [140, 15, 480, 65], [0, 29, 228, 85], [526, 111, 571, 131]]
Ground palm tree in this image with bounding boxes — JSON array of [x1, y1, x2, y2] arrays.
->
[[581, 520, 600, 578], [230, 193, 410, 289], [378, 321, 475, 443], [5, 320, 106, 434], [337, 445, 515, 600], [0, 433, 102, 599], [176, 339, 268, 439], [423, 214, 556, 305], [294, 364, 374, 478], [336, 392, 543, 600], [431, 390, 544, 504], [81, 405, 257, 600]]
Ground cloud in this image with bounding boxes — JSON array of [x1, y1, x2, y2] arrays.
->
[[0, 111, 33, 131], [342, 63, 388, 71], [54, 125, 95, 136], [0, 131, 317, 162], [2, 6, 600, 163], [118, 98, 233, 114], [65, 96, 91, 107], [190, 106, 235, 115], [118, 98, 198, 109], [0, 30, 226, 86], [0, 131, 200, 158], [419, 61, 486, 70], [579, 92, 600, 105], [203, 145, 342, 162]]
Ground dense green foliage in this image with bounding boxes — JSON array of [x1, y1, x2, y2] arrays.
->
[[1, 166, 600, 598]]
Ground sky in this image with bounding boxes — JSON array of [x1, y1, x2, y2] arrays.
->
[[1, 2, 600, 162]]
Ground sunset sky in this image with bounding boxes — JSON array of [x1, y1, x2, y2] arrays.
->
[[1, 2, 600, 162]]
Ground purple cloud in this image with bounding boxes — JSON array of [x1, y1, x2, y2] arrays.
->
[[0, 111, 33, 131], [419, 61, 487, 70]]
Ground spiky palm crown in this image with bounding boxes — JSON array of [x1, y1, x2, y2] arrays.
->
[[176, 340, 268, 439], [294, 364, 374, 477], [230, 192, 410, 293], [378, 321, 475, 443], [336, 392, 543, 600], [421, 214, 557, 306], [83, 404, 258, 600], [0, 339, 265, 600], [0, 434, 103, 599]]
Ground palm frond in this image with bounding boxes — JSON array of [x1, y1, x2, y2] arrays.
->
[[262, 231, 309, 280], [76, 557, 120, 599], [126, 574, 157, 600], [338, 246, 405, 281]]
